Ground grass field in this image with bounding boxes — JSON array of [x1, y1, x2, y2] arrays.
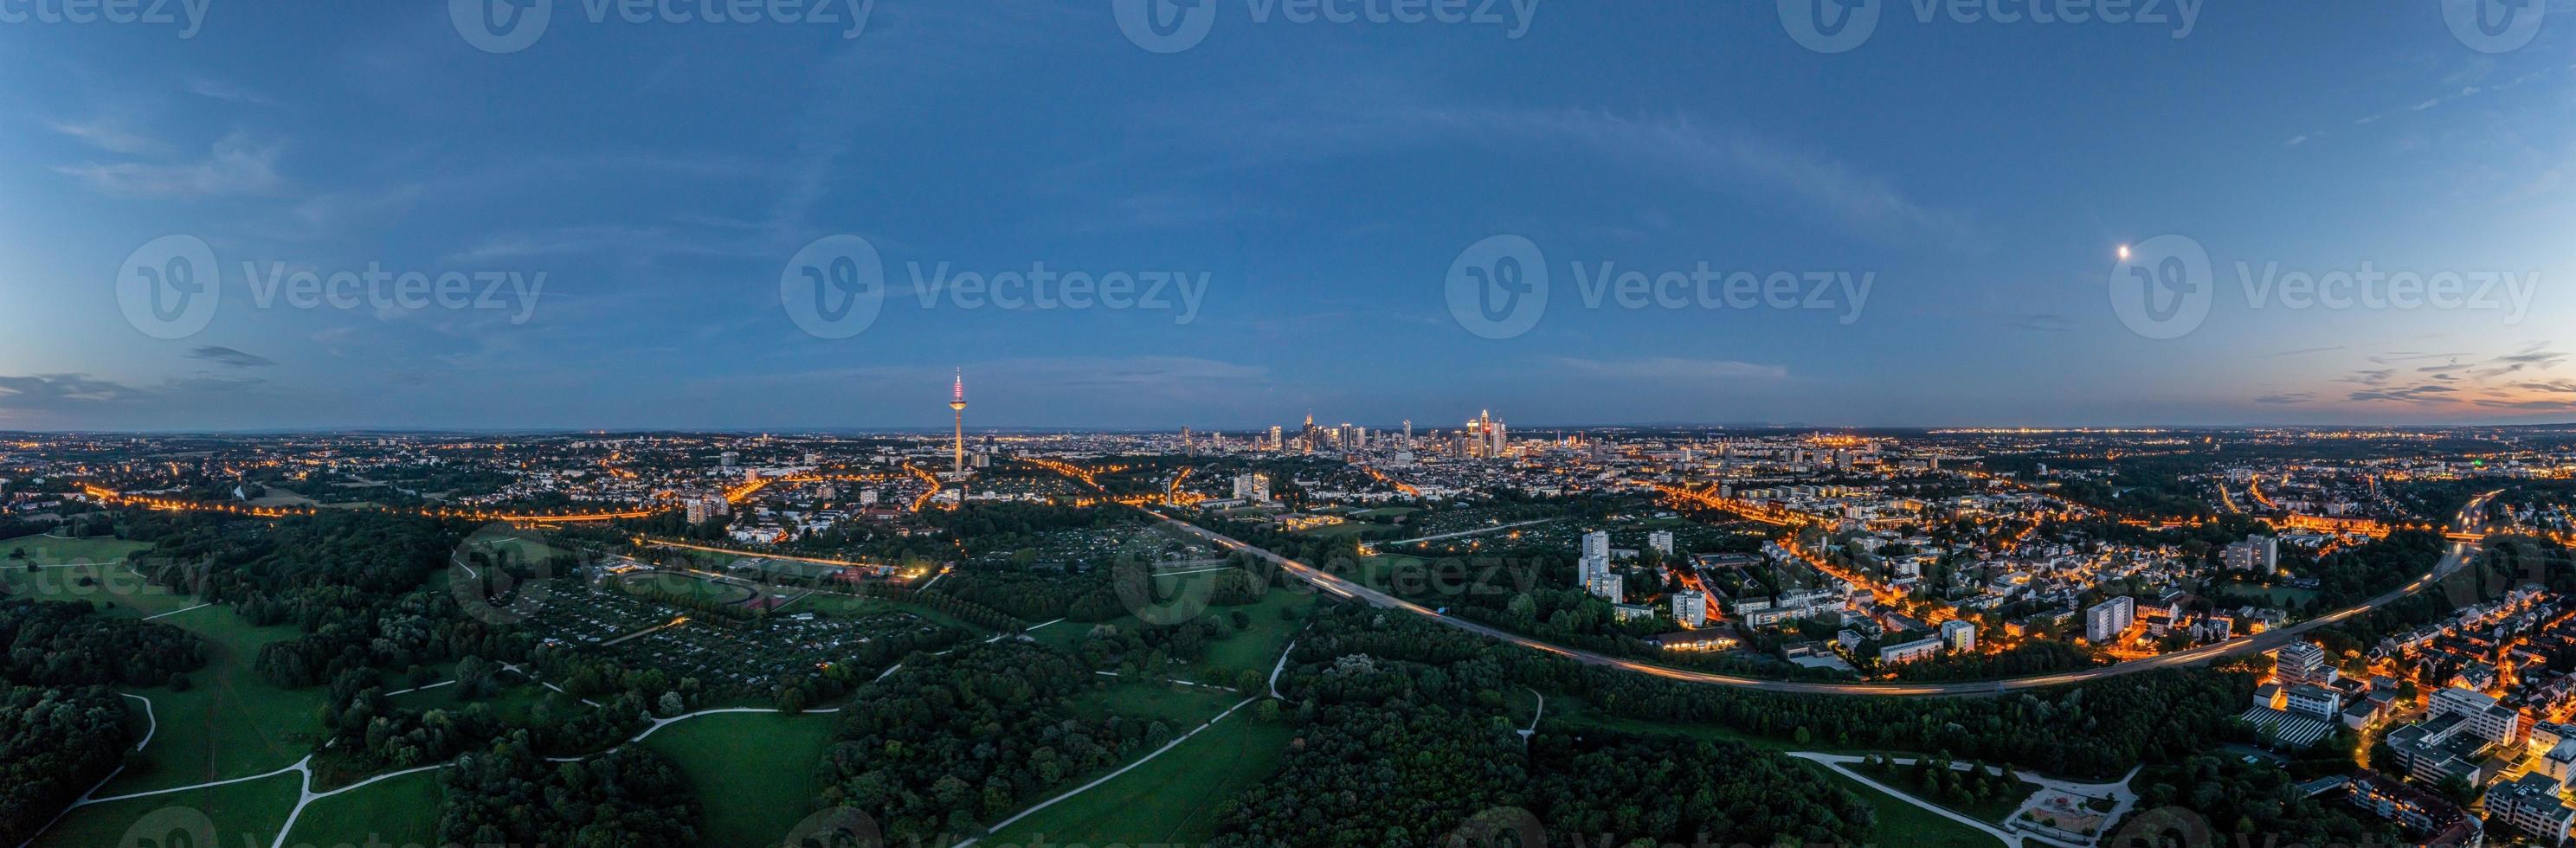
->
[[33, 769, 302, 848], [1811, 768, 2003, 848], [1071, 680, 1239, 727], [1030, 578, 1312, 687], [641, 711, 843, 848], [101, 608, 332, 795], [0, 532, 151, 566], [281, 768, 443, 847], [615, 571, 757, 606], [983, 710, 1291, 846], [0, 559, 203, 620]]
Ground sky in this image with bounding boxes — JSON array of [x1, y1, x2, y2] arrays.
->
[[1, 0, 2572, 431]]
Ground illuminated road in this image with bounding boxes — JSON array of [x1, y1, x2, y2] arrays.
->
[[1132, 490, 2501, 697]]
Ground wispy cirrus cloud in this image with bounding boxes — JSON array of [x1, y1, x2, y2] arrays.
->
[[56, 131, 283, 197], [186, 346, 276, 368]]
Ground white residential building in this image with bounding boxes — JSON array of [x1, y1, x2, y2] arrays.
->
[[1940, 619, 1976, 652], [2085, 596, 2136, 644]]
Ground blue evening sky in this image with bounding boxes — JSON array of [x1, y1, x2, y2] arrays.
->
[[1, 1, 2570, 430]]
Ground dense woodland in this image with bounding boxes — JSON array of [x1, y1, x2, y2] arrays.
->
[[1287, 604, 2258, 779], [437, 732, 703, 847], [0, 686, 130, 848], [2132, 756, 2398, 845], [1212, 633, 1878, 846], [813, 641, 1178, 843], [0, 598, 205, 686]]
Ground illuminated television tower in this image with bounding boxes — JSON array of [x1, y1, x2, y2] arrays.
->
[[949, 369, 968, 478]]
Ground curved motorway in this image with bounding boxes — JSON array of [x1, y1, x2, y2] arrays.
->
[[1138, 490, 2500, 697]]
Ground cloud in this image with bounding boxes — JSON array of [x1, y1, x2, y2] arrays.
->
[[56, 132, 283, 197], [2007, 312, 2076, 332], [44, 119, 165, 155], [0, 374, 130, 404], [1547, 357, 1788, 382], [2254, 393, 2314, 404], [186, 346, 276, 368], [2349, 384, 2458, 402], [186, 79, 280, 107]]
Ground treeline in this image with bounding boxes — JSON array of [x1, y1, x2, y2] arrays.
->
[[1888, 640, 2106, 683], [854, 583, 1025, 632], [132, 511, 499, 689], [0, 598, 205, 687], [1210, 642, 1876, 847], [438, 732, 701, 847], [0, 685, 130, 847], [2132, 756, 2397, 845], [813, 641, 1174, 843]]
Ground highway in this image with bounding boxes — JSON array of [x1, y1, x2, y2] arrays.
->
[[1134, 489, 2501, 697]]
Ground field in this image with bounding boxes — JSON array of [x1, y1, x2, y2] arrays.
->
[[0, 531, 152, 566], [983, 710, 1291, 845], [280, 768, 443, 847], [1028, 576, 1314, 684], [32, 769, 302, 848], [1812, 769, 2003, 848], [1071, 680, 1240, 726], [641, 711, 844, 847], [103, 607, 333, 794], [615, 570, 757, 606]]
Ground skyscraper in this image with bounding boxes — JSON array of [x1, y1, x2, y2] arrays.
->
[[949, 369, 968, 478]]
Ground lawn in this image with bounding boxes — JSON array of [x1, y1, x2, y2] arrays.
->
[[1810, 768, 2003, 848], [1070, 680, 1239, 727], [100, 607, 332, 795], [0, 558, 204, 620], [615, 571, 756, 606], [281, 768, 443, 848], [640, 710, 843, 848], [1029, 580, 1313, 686], [0, 531, 152, 566], [983, 710, 1291, 846], [32, 768, 302, 848]]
